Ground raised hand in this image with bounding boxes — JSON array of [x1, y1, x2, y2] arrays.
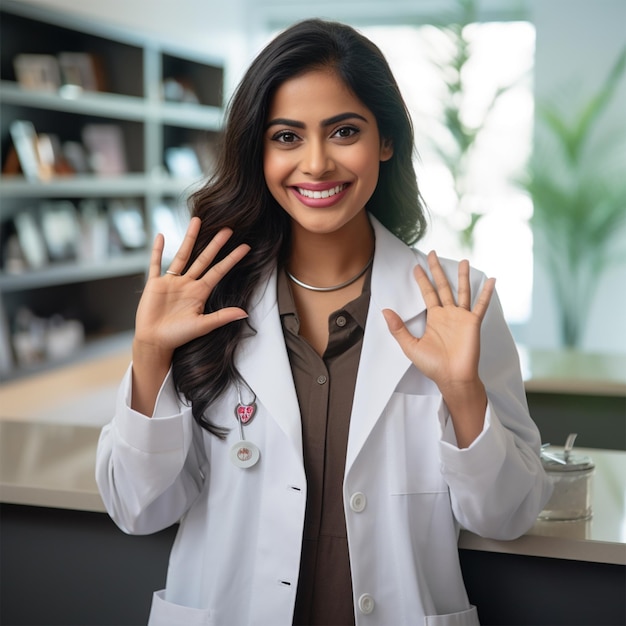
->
[[383, 251, 496, 447], [135, 217, 250, 354], [131, 217, 250, 415]]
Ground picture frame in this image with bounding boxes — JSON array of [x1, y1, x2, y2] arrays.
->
[[109, 199, 147, 249], [58, 52, 106, 92], [39, 201, 81, 261], [82, 124, 128, 176], [13, 54, 61, 91]]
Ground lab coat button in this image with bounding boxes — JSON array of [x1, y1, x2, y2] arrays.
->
[[349, 492, 367, 512], [358, 593, 375, 614]]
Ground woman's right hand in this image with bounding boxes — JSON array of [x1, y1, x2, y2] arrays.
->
[[131, 217, 250, 415]]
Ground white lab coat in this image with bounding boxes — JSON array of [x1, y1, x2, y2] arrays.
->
[[96, 216, 551, 626]]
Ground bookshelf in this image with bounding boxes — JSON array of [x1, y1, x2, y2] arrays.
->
[[0, 0, 225, 379]]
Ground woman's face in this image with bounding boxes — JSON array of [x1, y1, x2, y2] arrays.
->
[[263, 68, 393, 238]]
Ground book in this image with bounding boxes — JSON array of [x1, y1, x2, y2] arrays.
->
[[10, 120, 41, 181]]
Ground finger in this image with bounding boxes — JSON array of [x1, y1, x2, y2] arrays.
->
[[427, 251, 456, 306], [168, 217, 202, 275], [413, 264, 441, 308], [472, 277, 496, 321], [382, 309, 420, 357], [186, 227, 234, 279], [457, 260, 471, 310], [200, 242, 251, 290], [148, 233, 165, 279]]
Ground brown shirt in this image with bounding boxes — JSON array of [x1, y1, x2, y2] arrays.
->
[[277, 268, 371, 626]]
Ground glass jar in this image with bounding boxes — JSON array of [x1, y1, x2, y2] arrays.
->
[[539, 450, 595, 521]]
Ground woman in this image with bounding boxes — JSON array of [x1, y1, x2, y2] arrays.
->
[[96, 18, 551, 625]]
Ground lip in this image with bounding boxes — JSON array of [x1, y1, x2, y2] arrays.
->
[[290, 182, 351, 208]]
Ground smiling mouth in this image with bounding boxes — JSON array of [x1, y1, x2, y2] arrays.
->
[[295, 183, 348, 199]]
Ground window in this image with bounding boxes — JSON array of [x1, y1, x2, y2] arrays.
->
[[363, 22, 535, 332]]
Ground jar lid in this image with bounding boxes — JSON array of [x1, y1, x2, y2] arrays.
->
[[541, 450, 595, 472]]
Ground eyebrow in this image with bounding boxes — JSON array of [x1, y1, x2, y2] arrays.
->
[[265, 111, 368, 130]]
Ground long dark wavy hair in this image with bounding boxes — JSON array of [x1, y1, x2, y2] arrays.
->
[[172, 18, 428, 436]]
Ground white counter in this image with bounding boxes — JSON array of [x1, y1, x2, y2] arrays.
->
[[1, 344, 625, 567], [518, 346, 626, 396], [0, 417, 624, 566], [459, 447, 626, 566]]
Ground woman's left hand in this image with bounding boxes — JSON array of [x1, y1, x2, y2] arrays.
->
[[383, 251, 496, 447]]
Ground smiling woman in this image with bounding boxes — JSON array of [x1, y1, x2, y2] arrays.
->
[[95, 18, 550, 626]]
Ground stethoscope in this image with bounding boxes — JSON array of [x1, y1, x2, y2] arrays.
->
[[230, 383, 260, 469]]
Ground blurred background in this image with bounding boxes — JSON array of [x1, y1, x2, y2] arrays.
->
[[1, 0, 625, 379]]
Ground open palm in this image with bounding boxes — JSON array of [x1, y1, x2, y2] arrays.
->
[[134, 217, 250, 354], [383, 251, 495, 392]]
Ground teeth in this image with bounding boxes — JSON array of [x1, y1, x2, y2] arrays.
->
[[297, 184, 346, 199]]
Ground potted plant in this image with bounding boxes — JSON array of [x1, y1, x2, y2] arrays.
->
[[522, 47, 626, 347]]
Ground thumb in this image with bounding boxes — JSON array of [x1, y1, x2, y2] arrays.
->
[[382, 309, 418, 347], [382, 308, 404, 333], [200, 307, 249, 335]]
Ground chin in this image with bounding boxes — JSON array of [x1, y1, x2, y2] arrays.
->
[[289, 211, 363, 236]]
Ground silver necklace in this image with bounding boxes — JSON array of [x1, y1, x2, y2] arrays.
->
[[286, 254, 374, 292]]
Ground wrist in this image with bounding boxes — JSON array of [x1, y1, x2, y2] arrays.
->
[[440, 379, 487, 449], [130, 339, 173, 416], [439, 377, 486, 404], [132, 338, 173, 371]]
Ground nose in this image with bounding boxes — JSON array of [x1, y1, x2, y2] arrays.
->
[[300, 138, 334, 177]]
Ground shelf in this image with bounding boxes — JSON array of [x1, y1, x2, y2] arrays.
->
[[0, 173, 148, 198], [158, 101, 223, 130], [0, 330, 133, 383], [0, 174, 202, 199], [0, 81, 147, 121], [1, 82, 225, 130], [0, 1, 224, 378], [0, 252, 148, 292]]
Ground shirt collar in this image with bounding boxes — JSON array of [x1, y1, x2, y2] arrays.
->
[[277, 265, 372, 331]]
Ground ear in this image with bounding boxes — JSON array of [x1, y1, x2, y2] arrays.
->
[[380, 138, 394, 162]]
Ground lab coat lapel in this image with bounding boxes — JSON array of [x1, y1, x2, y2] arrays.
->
[[236, 269, 303, 461], [346, 218, 427, 470]]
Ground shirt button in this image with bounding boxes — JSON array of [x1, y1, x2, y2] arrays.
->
[[336, 315, 347, 327], [316, 375, 327, 385], [358, 593, 375, 615], [349, 492, 367, 512]]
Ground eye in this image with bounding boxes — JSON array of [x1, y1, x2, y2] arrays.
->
[[271, 130, 300, 144], [332, 125, 359, 139]]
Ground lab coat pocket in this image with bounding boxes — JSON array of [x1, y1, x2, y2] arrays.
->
[[148, 590, 215, 626], [425, 605, 480, 625], [386, 393, 448, 495]]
